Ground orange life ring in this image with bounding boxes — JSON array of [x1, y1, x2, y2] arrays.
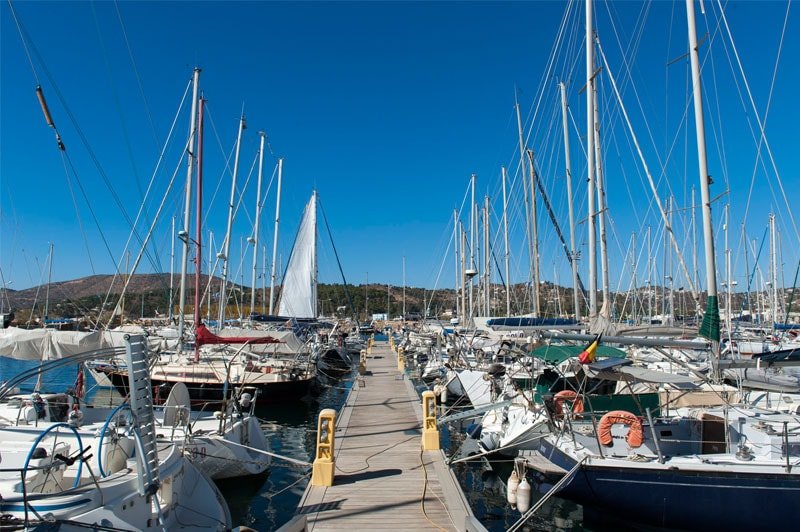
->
[[598, 410, 643, 448], [553, 390, 584, 418]]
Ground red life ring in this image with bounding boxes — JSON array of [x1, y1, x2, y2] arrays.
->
[[598, 410, 643, 448], [553, 390, 584, 418]]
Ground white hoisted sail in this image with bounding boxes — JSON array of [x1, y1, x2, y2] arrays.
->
[[278, 192, 317, 318]]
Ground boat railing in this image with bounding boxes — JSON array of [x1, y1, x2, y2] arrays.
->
[[0, 347, 127, 399]]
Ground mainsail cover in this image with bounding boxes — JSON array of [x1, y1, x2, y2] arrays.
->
[[195, 324, 280, 347], [278, 192, 317, 318]]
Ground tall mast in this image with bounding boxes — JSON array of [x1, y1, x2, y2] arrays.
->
[[668, 196, 675, 323], [44, 243, 54, 322], [169, 216, 175, 323], [461, 225, 467, 322], [250, 132, 266, 318], [122, 251, 130, 325], [218, 114, 246, 330], [207, 230, 213, 322], [402, 256, 406, 322], [469, 174, 476, 321], [262, 245, 267, 314], [647, 225, 653, 325], [770, 213, 778, 325], [692, 186, 698, 291], [526, 150, 541, 317], [501, 167, 511, 316], [724, 204, 731, 336], [687, 0, 720, 357], [193, 97, 205, 361], [592, 87, 610, 313], [586, 0, 598, 318], [178, 67, 200, 350], [560, 82, 580, 322], [631, 232, 638, 322], [484, 195, 490, 316], [454, 209, 460, 319], [515, 94, 535, 314], [269, 158, 283, 315]]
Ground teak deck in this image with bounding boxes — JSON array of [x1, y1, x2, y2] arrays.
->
[[296, 341, 474, 531]]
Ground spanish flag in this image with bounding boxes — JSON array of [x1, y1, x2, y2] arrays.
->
[[578, 334, 602, 364]]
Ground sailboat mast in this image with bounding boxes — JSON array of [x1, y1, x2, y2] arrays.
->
[[454, 209, 460, 319], [312, 191, 318, 318], [692, 186, 698, 290], [647, 225, 653, 320], [725, 204, 731, 335], [193, 97, 205, 361], [501, 167, 511, 316], [592, 87, 611, 313], [515, 96, 535, 315], [686, 0, 720, 357], [250, 132, 266, 318], [460, 225, 467, 322], [169, 216, 175, 323], [469, 174, 476, 321], [526, 150, 541, 317], [178, 67, 200, 350], [262, 245, 267, 314], [770, 213, 778, 325], [403, 256, 406, 322], [484, 195, 490, 316], [560, 82, 580, 322], [44, 243, 53, 322], [207, 230, 213, 322], [218, 115, 246, 330], [269, 158, 283, 315], [586, 0, 598, 319]]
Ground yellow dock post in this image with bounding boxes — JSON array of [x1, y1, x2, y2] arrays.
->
[[421, 390, 440, 451], [311, 408, 336, 486], [358, 349, 367, 375], [397, 347, 405, 371]]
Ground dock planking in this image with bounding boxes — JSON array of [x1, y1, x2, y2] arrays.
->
[[296, 341, 474, 531]]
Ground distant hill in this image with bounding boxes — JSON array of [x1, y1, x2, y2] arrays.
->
[[2, 273, 717, 323], [6, 273, 207, 308]]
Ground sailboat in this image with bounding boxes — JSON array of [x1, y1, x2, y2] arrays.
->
[[531, 2, 800, 529], [271, 191, 353, 371], [0, 335, 232, 530]]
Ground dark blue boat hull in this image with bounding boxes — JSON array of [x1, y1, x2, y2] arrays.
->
[[539, 440, 800, 530]]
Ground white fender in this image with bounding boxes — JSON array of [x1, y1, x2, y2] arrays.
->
[[516, 477, 531, 513], [506, 470, 519, 508]]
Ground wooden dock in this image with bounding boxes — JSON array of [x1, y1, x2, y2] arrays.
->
[[293, 341, 480, 531]]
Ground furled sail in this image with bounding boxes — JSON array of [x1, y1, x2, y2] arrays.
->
[[278, 192, 317, 318]]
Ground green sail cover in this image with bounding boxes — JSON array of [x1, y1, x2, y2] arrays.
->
[[699, 295, 720, 342]]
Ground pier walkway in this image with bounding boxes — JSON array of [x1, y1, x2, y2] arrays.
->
[[295, 341, 477, 531]]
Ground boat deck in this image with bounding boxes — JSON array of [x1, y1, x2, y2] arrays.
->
[[296, 341, 475, 531]]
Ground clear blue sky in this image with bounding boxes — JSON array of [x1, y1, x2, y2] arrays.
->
[[1, 1, 798, 300]]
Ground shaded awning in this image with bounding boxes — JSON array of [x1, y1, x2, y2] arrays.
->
[[529, 344, 627, 365], [585, 362, 699, 387]]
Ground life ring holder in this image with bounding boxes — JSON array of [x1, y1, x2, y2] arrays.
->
[[598, 410, 644, 448], [553, 390, 584, 419]]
